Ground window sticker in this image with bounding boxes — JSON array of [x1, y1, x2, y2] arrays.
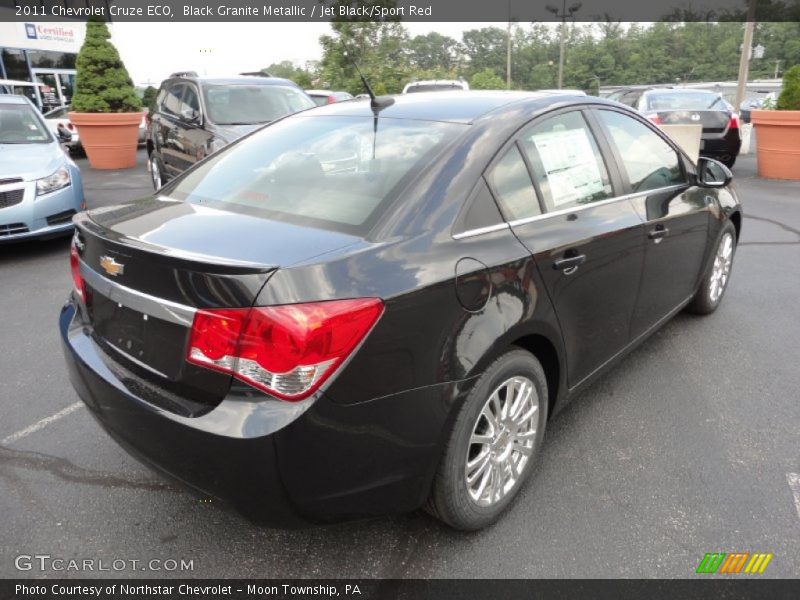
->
[[531, 128, 606, 207]]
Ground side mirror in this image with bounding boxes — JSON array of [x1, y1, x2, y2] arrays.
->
[[180, 107, 201, 124], [696, 157, 732, 188]]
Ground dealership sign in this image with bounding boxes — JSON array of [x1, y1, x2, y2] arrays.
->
[[25, 22, 76, 44]]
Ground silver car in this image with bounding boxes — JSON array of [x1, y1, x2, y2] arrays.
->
[[0, 95, 85, 241]]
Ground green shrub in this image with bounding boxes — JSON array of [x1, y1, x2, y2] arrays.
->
[[72, 20, 141, 113], [777, 65, 800, 111]]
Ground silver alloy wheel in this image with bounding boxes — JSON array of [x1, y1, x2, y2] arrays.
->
[[709, 232, 734, 304], [465, 376, 539, 507], [150, 156, 162, 189]]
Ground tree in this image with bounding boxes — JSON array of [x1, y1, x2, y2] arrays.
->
[[141, 85, 158, 114], [461, 27, 508, 79], [470, 68, 505, 90], [777, 65, 800, 110], [261, 60, 315, 88], [408, 32, 462, 73], [318, 6, 411, 95], [72, 20, 141, 113]]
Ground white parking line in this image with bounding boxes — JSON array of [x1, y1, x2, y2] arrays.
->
[[1, 402, 84, 446], [788, 473, 800, 521]]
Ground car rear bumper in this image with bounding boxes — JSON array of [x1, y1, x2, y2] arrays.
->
[[701, 130, 742, 159], [60, 297, 464, 525]]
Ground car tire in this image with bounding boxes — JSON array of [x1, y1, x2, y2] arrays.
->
[[685, 221, 737, 315], [149, 153, 165, 190], [722, 155, 737, 169], [426, 348, 548, 530]]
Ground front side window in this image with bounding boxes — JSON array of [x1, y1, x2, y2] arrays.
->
[[166, 116, 465, 234], [161, 84, 184, 117], [180, 85, 200, 119], [597, 109, 686, 193], [486, 146, 540, 221], [519, 111, 613, 211], [202, 85, 314, 125], [0, 104, 51, 144]]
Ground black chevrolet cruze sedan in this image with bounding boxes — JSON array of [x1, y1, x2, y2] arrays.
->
[[62, 92, 742, 530]]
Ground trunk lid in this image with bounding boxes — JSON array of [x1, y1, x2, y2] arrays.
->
[[656, 110, 731, 134], [73, 197, 361, 415]]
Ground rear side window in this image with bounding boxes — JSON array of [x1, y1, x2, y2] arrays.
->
[[597, 110, 686, 193], [166, 116, 466, 235], [519, 111, 613, 211], [486, 146, 540, 221]]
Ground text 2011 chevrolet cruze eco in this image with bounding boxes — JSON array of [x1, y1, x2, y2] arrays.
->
[[61, 92, 741, 530]]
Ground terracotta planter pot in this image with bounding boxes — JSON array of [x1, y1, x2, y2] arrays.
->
[[68, 111, 143, 170], [751, 109, 800, 180]]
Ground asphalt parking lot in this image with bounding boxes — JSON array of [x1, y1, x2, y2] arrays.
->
[[1, 148, 798, 579]]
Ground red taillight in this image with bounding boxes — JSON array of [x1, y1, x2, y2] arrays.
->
[[728, 114, 739, 129], [187, 298, 384, 401], [69, 243, 85, 300], [646, 114, 662, 125], [326, 95, 336, 104]]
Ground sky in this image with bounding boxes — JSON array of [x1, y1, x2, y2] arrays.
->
[[111, 22, 488, 86]]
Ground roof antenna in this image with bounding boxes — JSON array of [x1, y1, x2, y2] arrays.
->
[[344, 49, 394, 113]]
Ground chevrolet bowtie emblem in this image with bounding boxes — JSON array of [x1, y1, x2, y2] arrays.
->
[[100, 255, 125, 277]]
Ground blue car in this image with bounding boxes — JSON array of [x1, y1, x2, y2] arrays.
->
[[0, 94, 84, 241]]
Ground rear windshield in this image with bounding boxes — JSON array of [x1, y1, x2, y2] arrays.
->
[[0, 103, 51, 144], [202, 84, 315, 125], [646, 91, 727, 111], [166, 116, 466, 234]]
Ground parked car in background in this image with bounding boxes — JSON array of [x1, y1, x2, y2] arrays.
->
[[305, 90, 354, 106], [0, 95, 84, 241], [146, 73, 315, 189], [740, 92, 777, 123], [63, 91, 741, 530], [44, 104, 80, 152], [403, 79, 470, 93], [610, 87, 741, 168], [538, 89, 588, 96]]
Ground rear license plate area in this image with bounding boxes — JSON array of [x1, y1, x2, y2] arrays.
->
[[88, 290, 186, 378]]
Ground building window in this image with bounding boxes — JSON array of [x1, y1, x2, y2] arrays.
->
[[1, 49, 30, 81]]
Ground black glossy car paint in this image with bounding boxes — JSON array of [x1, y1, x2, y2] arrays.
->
[[62, 92, 742, 525]]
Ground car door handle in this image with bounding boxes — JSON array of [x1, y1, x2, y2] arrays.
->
[[648, 226, 669, 241], [553, 254, 586, 274]]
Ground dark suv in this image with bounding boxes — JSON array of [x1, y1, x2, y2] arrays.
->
[[146, 73, 315, 189]]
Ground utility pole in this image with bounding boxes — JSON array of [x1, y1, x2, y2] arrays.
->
[[546, 1, 582, 89], [734, 0, 758, 112]]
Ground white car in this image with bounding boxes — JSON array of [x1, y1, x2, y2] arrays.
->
[[402, 80, 469, 94], [43, 105, 80, 151], [44, 104, 147, 152]]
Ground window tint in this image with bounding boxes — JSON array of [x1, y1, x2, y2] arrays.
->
[[597, 110, 686, 192], [519, 111, 613, 211], [162, 84, 184, 117], [486, 146, 540, 221], [166, 116, 465, 235], [0, 104, 51, 144], [202, 85, 314, 125], [619, 91, 641, 108], [181, 85, 200, 118]]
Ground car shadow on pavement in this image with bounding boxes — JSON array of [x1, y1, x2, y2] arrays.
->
[[0, 234, 71, 265]]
